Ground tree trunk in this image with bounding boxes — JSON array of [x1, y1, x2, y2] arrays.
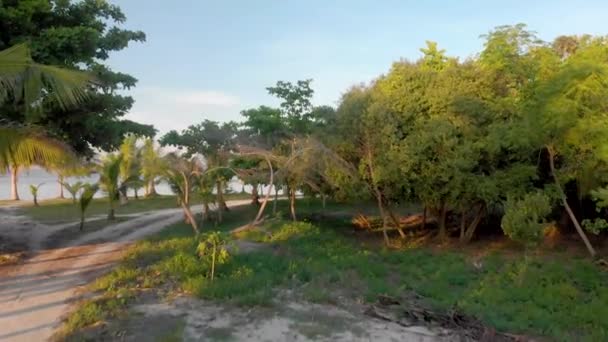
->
[[146, 179, 157, 197], [216, 179, 224, 223], [33, 195, 38, 207], [251, 156, 274, 226], [273, 186, 279, 214], [181, 202, 199, 234], [460, 210, 466, 241], [461, 204, 484, 243], [58, 175, 65, 199], [251, 184, 260, 206], [374, 190, 390, 246], [289, 189, 297, 221], [322, 194, 327, 210], [203, 202, 211, 221], [10, 166, 19, 201], [548, 146, 596, 257], [385, 203, 407, 238], [134, 189, 139, 200], [438, 202, 448, 241], [108, 206, 115, 221], [422, 206, 427, 231]]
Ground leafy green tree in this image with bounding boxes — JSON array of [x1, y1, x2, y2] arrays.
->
[[0, 0, 155, 157], [161, 120, 237, 222]]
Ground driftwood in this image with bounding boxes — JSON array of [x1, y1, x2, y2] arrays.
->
[[364, 295, 533, 342], [352, 213, 437, 232]]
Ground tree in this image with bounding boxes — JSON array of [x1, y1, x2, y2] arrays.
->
[[29, 183, 43, 206], [161, 120, 238, 222], [98, 154, 123, 220], [140, 138, 165, 197], [0, 0, 155, 157], [79, 183, 99, 231], [162, 153, 202, 234], [118, 134, 142, 202], [0, 43, 91, 200], [62, 181, 85, 203]]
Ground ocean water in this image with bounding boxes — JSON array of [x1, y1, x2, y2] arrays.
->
[[0, 168, 258, 201]]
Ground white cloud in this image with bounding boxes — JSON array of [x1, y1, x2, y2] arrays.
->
[[123, 87, 243, 135]]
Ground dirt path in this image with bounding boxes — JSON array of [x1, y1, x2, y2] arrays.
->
[[0, 200, 249, 342]]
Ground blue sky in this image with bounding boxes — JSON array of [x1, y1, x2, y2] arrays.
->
[[107, 0, 608, 134]]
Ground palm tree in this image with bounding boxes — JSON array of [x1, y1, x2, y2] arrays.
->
[[29, 183, 44, 206], [118, 134, 141, 202], [162, 153, 202, 234], [61, 181, 85, 203], [0, 125, 73, 200], [141, 138, 165, 197], [79, 183, 99, 231], [98, 154, 123, 220], [0, 43, 92, 200]]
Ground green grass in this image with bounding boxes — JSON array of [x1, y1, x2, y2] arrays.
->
[[21, 195, 181, 223], [61, 198, 608, 341]]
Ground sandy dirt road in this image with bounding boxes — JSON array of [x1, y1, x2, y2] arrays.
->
[[0, 200, 249, 342]]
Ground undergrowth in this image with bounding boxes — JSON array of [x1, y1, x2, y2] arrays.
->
[[61, 214, 608, 342]]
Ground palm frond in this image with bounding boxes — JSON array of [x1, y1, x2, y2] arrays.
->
[[0, 125, 73, 171], [0, 44, 93, 115]]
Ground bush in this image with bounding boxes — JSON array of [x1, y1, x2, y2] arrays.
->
[[501, 192, 552, 244]]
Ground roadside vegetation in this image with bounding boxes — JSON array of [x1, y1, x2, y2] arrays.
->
[[60, 200, 608, 342]]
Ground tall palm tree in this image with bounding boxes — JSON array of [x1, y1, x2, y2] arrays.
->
[[98, 154, 123, 220], [0, 44, 92, 200]]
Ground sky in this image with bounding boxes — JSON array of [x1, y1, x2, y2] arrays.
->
[[107, 0, 608, 135]]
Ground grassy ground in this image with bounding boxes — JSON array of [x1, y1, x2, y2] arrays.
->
[[61, 199, 608, 341], [18, 192, 252, 224]]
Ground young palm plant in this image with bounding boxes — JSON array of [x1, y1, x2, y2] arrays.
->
[[79, 184, 99, 231], [61, 181, 84, 203], [29, 183, 44, 206], [98, 154, 123, 220]]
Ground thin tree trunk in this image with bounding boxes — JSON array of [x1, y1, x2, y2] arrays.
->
[[322, 194, 327, 210], [251, 156, 274, 225], [422, 206, 427, 230], [108, 205, 115, 220], [251, 184, 260, 206], [203, 202, 210, 221], [58, 175, 65, 199], [385, 203, 407, 238], [181, 202, 199, 234], [374, 190, 390, 246], [216, 179, 224, 223], [134, 189, 139, 200], [33, 195, 38, 206], [273, 186, 279, 214], [289, 188, 297, 221], [460, 210, 467, 241], [438, 202, 448, 241], [548, 146, 596, 257], [79, 216, 85, 231], [10, 166, 19, 201], [462, 204, 484, 243]]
